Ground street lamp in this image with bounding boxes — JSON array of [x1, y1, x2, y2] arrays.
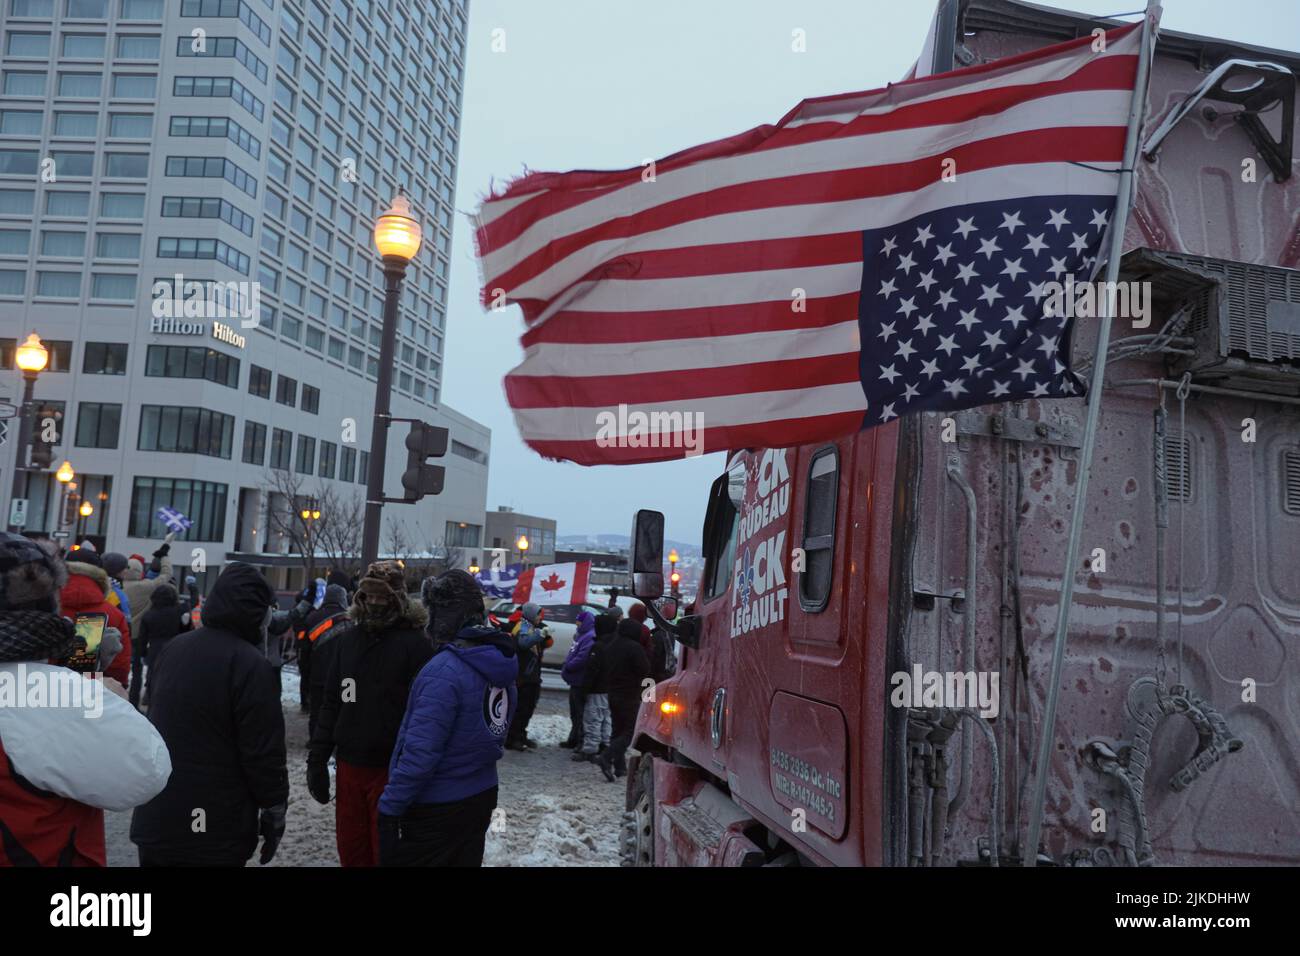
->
[[7, 332, 49, 532], [56, 461, 74, 484], [78, 501, 93, 517], [55, 461, 74, 537], [362, 194, 423, 566], [468, 559, 480, 575], [516, 534, 529, 569], [300, 504, 321, 581]]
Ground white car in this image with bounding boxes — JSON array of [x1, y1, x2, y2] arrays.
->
[[490, 596, 650, 669]]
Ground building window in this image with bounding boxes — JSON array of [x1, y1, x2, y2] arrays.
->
[[83, 341, 128, 374], [144, 344, 239, 389], [275, 374, 296, 407], [100, 191, 145, 218], [74, 402, 121, 448], [11, 0, 54, 17], [0, 188, 34, 214], [294, 434, 315, 474], [115, 34, 159, 58], [66, 0, 108, 17], [120, 0, 163, 18], [445, 521, 480, 549], [1, 338, 70, 370], [1, 73, 45, 97], [163, 154, 256, 197], [128, 476, 228, 542], [0, 109, 42, 134], [156, 236, 250, 274], [0, 228, 29, 255], [318, 439, 336, 478], [107, 113, 151, 137], [172, 74, 264, 121], [39, 230, 85, 257], [91, 273, 136, 300], [339, 445, 356, 483], [269, 427, 292, 470], [241, 420, 266, 465], [248, 364, 271, 398], [799, 447, 839, 612], [179, 0, 272, 46], [36, 272, 81, 297], [57, 72, 102, 98], [110, 73, 156, 98], [358, 451, 369, 484], [61, 33, 104, 57], [45, 191, 89, 216], [160, 195, 254, 236], [95, 231, 141, 259], [138, 405, 235, 459], [450, 439, 487, 465], [168, 114, 260, 159], [301, 384, 319, 414], [175, 35, 267, 83], [103, 152, 148, 177]]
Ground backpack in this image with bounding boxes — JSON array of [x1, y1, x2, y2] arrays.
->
[[653, 629, 677, 679]]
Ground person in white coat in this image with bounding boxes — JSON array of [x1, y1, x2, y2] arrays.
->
[[0, 533, 171, 867]]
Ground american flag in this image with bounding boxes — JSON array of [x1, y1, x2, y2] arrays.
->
[[474, 23, 1143, 465]]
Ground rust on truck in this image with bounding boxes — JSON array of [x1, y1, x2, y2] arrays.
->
[[621, 0, 1300, 867]]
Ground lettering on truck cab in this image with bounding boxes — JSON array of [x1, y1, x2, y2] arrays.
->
[[730, 448, 792, 638]]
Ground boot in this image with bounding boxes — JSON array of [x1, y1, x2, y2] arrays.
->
[[596, 751, 616, 783], [570, 751, 593, 762]]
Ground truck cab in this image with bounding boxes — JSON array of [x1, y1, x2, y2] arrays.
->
[[621, 0, 1300, 868]]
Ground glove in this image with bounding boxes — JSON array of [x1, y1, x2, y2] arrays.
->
[[257, 802, 287, 865], [307, 761, 331, 804], [185, 574, 197, 588], [377, 813, 400, 865]]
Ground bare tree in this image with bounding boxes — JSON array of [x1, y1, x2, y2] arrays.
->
[[384, 515, 464, 588], [261, 468, 365, 582]]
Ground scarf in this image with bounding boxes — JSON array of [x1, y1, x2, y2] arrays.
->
[[0, 611, 79, 663]]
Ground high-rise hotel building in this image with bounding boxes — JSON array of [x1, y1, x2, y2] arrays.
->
[[0, 0, 489, 583]]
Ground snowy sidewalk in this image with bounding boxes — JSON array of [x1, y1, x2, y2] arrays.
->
[[105, 675, 625, 867]]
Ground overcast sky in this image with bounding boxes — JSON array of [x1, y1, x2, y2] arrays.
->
[[439, 0, 1298, 545]]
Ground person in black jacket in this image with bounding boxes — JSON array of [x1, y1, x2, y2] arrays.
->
[[304, 583, 351, 737], [574, 613, 618, 763], [306, 561, 432, 867], [128, 582, 192, 709], [595, 618, 651, 783], [129, 563, 288, 866]]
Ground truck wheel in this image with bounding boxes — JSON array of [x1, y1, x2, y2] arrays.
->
[[621, 756, 655, 867]]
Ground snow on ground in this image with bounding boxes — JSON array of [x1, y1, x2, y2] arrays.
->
[[105, 682, 625, 867]]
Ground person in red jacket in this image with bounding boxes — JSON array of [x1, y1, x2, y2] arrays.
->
[[61, 559, 133, 686], [627, 602, 654, 659]]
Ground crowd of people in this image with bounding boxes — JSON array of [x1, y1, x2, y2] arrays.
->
[[0, 529, 673, 868]]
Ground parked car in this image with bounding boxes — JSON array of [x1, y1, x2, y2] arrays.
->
[[489, 596, 646, 669]]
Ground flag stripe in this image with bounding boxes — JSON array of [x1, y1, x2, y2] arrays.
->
[[506, 351, 863, 408], [519, 292, 862, 348]]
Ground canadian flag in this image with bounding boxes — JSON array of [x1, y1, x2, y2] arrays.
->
[[512, 561, 591, 606]]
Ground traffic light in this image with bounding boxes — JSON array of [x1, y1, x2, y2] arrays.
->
[[400, 420, 448, 502]]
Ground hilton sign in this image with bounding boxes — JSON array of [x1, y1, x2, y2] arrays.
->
[[149, 316, 247, 350]]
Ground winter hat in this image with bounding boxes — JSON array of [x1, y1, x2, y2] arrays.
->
[[323, 583, 348, 607], [421, 569, 486, 644], [594, 614, 617, 637], [101, 552, 129, 578], [628, 603, 648, 624], [152, 583, 179, 607], [617, 618, 643, 641], [606, 604, 625, 620], [520, 601, 542, 624], [75, 548, 103, 568], [350, 560, 413, 631], [124, 556, 146, 580], [0, 533, 67, 614]]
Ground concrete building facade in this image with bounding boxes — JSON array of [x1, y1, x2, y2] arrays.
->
[[0, 0, 486, 585]]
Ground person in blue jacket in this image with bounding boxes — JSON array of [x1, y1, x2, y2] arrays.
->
[[377, 569, 517, 867], [560, 610, 596, 749]]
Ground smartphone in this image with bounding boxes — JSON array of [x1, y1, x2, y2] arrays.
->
[[63, 612, 108, 673]]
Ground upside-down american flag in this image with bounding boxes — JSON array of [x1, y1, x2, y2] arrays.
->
[[474, 23, 1145, 465]]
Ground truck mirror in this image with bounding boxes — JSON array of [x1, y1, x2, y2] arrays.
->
[[726, 453, 747, 509], [629, 509, 665, 600]]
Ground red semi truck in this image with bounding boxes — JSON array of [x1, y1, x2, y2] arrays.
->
[[621, 0, 1300, 867]]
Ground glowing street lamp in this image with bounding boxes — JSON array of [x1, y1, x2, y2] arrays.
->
[[468, 560, 480, 575], [56, 461, 74, 484], [7, 332, 50, 532], [361, 193, 424, 566]]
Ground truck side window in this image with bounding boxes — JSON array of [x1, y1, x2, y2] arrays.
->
[[702, 473, 740, 601], [799, 446, 839, 612]]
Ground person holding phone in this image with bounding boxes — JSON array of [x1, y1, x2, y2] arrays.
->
[[0, 533, 171, 866], [61, 555, 133, 688]]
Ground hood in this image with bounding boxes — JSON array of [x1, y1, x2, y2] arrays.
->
[[202, 562, 276, 643], [576, 610, 595, 637], [323, 583, 348, 607], [628, 603, 648, 623], [445, 624, 518, 685], [348, 593, 428, 633], [62, 561, 111, 608]]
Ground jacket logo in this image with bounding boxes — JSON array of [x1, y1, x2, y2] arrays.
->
[[483, 686, 509, 736]]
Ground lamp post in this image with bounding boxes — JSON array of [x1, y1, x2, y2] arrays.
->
[[668, 548, 680, 600], [516, 534, 529, 570], [299, 504, 321, 581], [76, 499, 93, 539], [7, 333, 49, 532], [55, 460, 74, 536], [361, 194, 423, 566]]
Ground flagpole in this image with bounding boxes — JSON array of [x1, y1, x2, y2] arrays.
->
[[1022, 1, 1161, 867]]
